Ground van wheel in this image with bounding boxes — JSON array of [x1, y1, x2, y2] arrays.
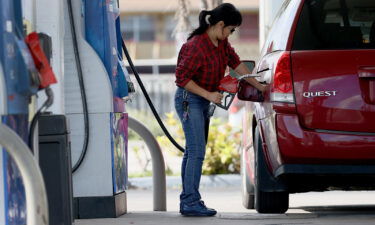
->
[[241, 147, 254, 209], [254, 126, 289, 214]]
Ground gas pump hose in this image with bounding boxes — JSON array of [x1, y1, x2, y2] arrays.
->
[[121, 39, 185, 153], [29, 86, 54, 152], [67, 0, 90, 173]]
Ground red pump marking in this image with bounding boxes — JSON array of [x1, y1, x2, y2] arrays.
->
[[25, 32, 57, 89]]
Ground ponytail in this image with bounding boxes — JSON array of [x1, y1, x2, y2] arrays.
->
[[188, 10, 211, 40], [188, 3, 242, 40]]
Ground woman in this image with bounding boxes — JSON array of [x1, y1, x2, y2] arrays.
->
[[175, 3, 265, 217]]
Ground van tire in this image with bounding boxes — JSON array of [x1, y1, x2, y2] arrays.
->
[[254, 125, 289, 214]]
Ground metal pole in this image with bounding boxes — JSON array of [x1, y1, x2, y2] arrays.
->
[[128, 116, 166, 211], [0, 123, 49, 225]]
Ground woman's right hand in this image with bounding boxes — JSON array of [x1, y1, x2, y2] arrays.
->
[[258, 84, 267, 93], [206, 92, 223, 104]]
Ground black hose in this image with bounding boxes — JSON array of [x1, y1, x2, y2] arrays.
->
[[67, 0, 90, 173], [121, 39, 185, 153], [29, 110, 42, 153], [29, 87, 54, 153]]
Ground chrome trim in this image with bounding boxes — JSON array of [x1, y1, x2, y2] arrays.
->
[[0, 63, 6, 115], [270, 92, 294, 103], [315, 129, 375, 136]]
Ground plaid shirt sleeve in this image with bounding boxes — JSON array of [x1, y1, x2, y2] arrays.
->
[[225, 40, 241, 70], [175, 43, 204, 87]]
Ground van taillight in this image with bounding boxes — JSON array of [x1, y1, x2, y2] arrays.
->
[[271, 52, 294, 103]]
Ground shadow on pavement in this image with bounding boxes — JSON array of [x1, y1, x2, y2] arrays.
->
[[295, 205, 375, 214]]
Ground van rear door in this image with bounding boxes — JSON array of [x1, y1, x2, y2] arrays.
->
[[290, 0, 375, 133]]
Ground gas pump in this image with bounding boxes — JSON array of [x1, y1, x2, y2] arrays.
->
[[0, 0, 39, 224], [64, 0, 130, 218], [1, 0, 155, 222]]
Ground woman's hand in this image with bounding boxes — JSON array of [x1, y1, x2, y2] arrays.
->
[[234, 63, 268, 93], [206, 92, 223, 104], [183, 80, 224, 103], [258, 84, 267, 93]]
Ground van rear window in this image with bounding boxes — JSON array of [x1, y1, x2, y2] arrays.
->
[[292, 0, 375, 50]]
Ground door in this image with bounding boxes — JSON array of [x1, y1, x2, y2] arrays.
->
[[290, 0, 375, 133]]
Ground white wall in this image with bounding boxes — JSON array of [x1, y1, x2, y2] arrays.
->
[[259, 0, 286, 49], [22, 0, 36, 28]]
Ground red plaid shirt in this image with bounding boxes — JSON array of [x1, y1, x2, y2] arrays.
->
[[175, 33, 241, 92]]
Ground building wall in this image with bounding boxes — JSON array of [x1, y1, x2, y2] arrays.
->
[[123, 39, 259, 61], [120, 10, 260, 61]]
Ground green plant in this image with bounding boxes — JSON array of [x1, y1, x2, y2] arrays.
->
[[127, 109, 165, 140], [156, 112, 185, 156], [203, 118, 241, 174], [128, 110, 181, 177], [157, 112, 241, 175]]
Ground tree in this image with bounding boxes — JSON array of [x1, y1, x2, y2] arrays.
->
[[211, 0, 223, 8], [174, 0, 223, 54], [200, 0, 208, 10], [201, 0, 223, 9]]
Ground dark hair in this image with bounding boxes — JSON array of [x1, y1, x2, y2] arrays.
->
[[188, 3, 242, 40]]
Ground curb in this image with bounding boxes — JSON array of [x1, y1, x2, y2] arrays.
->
[[128, 174, 241, 190]]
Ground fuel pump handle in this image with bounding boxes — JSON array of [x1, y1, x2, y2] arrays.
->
[[215, 74, 261, 110], [25, 32, 57, 89]]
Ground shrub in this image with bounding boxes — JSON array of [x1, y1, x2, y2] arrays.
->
[[157, 112, 241, 175], [127, 109, 165, 140]]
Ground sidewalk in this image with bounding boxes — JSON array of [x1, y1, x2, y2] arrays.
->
[[75, 210, 319, 225], [75, 190, 375, 225], [129, 174, 241, 190]]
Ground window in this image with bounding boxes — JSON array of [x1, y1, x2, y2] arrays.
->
[[292, 0, 375, 50], [121, 15, 156, 41]]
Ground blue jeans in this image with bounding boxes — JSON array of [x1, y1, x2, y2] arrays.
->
[[175, 87, 211, 205]]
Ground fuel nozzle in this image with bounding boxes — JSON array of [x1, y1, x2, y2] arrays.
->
[[209, 74, 261, 116], [215, 75, 239, 110], [207, 75, 238, 117]]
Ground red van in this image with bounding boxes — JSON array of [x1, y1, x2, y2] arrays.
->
[[240, 0, 375, 213]]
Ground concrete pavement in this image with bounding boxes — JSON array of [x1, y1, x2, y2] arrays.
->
[[78, 209, 375, 225], [75, 211, 319, 225], [75, 188, 375, 225]]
